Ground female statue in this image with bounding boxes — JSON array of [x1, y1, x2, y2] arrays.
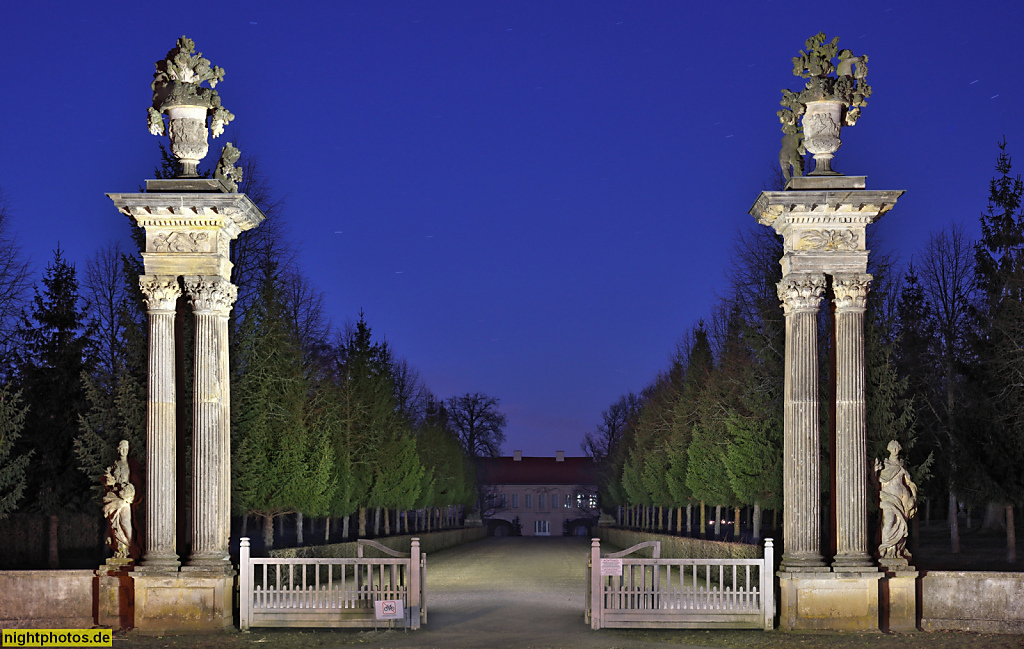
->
[[102, 440, 135, 559], [875, 440, 918, 560]]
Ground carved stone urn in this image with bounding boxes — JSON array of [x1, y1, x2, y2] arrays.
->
[[165, 103, 209, 177], [148, 37, 232, 178], [801, 100, 843, 175]]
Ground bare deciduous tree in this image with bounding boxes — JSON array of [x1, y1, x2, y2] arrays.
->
[[446, 393, 507, 459], [0, 191, 32, 380]]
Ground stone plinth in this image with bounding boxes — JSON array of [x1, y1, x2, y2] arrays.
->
[[778, 571, 882, 631], [132, 572, 235, 633], [96, 560, 135, 630], [880, 565, 919, 633]]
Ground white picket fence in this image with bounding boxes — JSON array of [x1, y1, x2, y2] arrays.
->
[[587, 537, 774, 630], [239, 537, 425, 630]]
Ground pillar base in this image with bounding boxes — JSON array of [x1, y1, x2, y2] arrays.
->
[[778, 571, 882, 631], [832, 553, 876, 571], [184, 553, 233, 572], [779, 552, 829, 573], [95, 560, 135, 630], [132, 572, 235, 633], [880, 565, 919, 633], [138, 554, 181, 572]]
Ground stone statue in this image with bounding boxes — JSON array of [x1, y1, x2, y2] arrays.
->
[[102, 440, 135, 559], [778, 110, 805, 181], [875, 440, 918, 561], [148, 36, 235, 177], [778, 33, 872, 175], [214, 142, 244, 192]]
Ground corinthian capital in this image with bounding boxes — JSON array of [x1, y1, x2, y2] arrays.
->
[[833, 273, 872, 312], [139, 276, 181, 312], [184, 276, 237, 315], [778, 273, 826, 314]]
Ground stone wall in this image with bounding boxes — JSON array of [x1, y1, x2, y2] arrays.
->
[[595, 527, 762, 559], [921, 571, 1024, 633], [268, 526, 488, 559], [0, 570, 96, 629]]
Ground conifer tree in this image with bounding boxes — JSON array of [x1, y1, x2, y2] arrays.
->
[[665, 325, 714, 530], [332, 315, 412, 537], [969, 139, 1024, 558], [0, 385, 32, 518], [232, 261, 332, 548], [13, 248, 97, 514], [686, 311, 744, 534]]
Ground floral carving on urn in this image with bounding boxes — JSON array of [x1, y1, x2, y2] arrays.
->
[[148, 36, 235, 177], [778, 33, 871, 176]]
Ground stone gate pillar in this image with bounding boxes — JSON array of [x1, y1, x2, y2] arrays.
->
[[752, 178, 901, 631], [749, 32, 906, 631], [777, 274, 827, 571], [832, 274, 873, 569], [138, 276, 183, 570], [183, 276, 238, 569], [106, 36, 262, 632]]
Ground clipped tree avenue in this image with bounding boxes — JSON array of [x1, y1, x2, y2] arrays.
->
[[232, 260, 334, 548]]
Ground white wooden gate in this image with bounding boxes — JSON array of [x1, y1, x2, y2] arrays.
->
[[239, 537, 426, 630], [587, 537, 774, 630]]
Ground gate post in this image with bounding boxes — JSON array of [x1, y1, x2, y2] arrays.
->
[[409, 538, 421, 629], [763, 538, 775, 630], [590, 538, 602, 630], [239, 537, 250, 631]]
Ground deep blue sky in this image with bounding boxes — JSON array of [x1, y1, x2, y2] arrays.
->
[[2, 2, 1022, 456]]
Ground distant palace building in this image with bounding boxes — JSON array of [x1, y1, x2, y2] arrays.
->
[[479, 451, 599, 537]]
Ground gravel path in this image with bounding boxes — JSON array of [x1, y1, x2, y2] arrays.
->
[[379, 535, 711, 649]]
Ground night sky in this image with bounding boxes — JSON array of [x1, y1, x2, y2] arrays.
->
[[3, 2, 1022, 457]]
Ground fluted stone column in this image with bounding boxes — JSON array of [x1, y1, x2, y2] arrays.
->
[[139, 276, 182, 570], [183, 276, 237, 569], [778, 273, 827, 570], [832, 273, 874, 569]]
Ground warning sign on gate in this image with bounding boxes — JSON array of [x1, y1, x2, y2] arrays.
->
[[600, 558, 623, 576], [375, 599, 404, 620]]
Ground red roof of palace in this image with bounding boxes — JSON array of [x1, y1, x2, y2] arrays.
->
[[478, 456, 599, 486]]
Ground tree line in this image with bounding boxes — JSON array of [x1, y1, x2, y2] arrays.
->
[[0, 147, 508, 558], [586, 143, 1024, 563]]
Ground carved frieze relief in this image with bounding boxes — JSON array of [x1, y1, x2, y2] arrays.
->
[[795, 229, 859, 251], [150, 231, 211, 253]]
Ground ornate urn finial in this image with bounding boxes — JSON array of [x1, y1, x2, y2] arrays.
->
[[778, 33, 871, 177], [147, 36, 235, 177]]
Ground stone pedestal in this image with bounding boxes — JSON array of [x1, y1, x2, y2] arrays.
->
[[779, 571, 882, 631], [95, 560, 135, 630], [132, 572, 235, 633], [880, 560, 919, 632]]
